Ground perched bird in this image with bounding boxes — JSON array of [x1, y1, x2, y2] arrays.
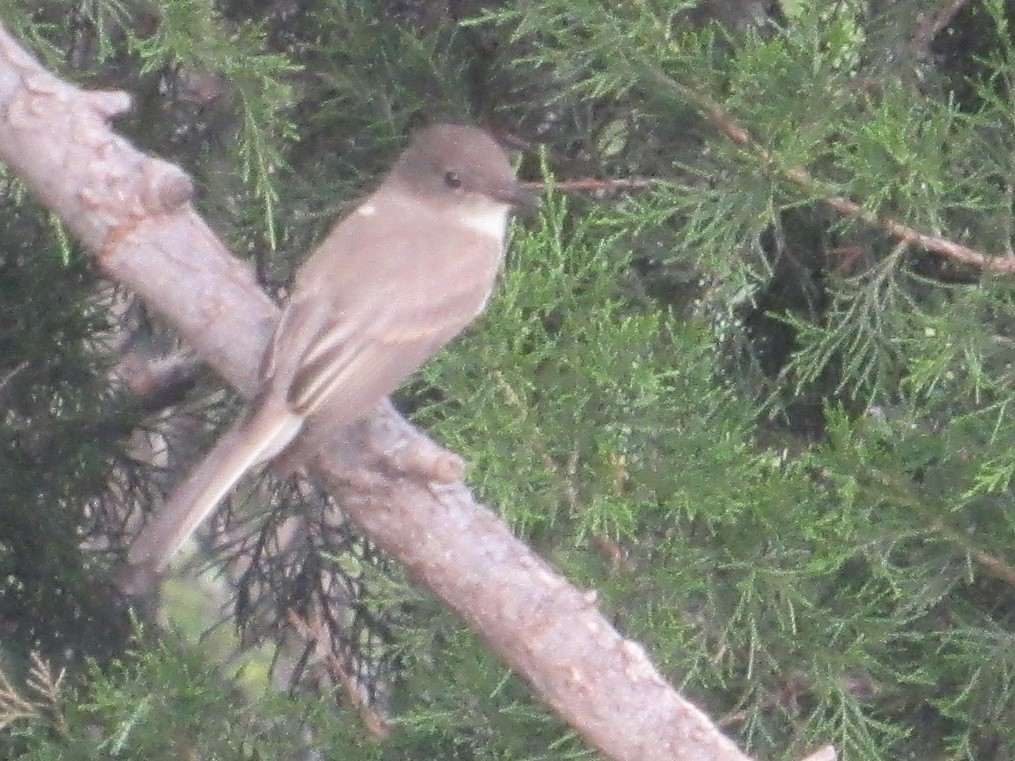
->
[[118, 124, 533, 593]]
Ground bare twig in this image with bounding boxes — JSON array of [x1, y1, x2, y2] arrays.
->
[[694, 93, 1014, 272], [284, 609, 388, 739], [541, 91, 1008, 274], [531, 177, 661, 194]]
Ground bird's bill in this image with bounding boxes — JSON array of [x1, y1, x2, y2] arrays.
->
[[493, 181, 539, 210]]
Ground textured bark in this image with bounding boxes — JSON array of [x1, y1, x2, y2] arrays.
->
[[0, 23, 808, 761]]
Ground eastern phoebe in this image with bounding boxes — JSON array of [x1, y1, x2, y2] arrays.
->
[[118, 123, 533, 592]]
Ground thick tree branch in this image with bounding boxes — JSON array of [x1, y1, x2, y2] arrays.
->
[[0, 24, 827, 761]]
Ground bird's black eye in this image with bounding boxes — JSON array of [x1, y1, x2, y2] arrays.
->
[[444, 170, 462, 189]]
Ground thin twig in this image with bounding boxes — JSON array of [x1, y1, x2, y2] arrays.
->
[[283, 609, 388, 739], [530, 177, 661, 193], [541, 89, 1010, 273], [694, 92, 1014, 272]]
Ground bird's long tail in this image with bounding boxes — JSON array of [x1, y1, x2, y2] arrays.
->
[[120, 405, 303, 591]]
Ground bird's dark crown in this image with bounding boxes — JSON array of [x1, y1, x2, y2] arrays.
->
[[390, 123, 533, 208]]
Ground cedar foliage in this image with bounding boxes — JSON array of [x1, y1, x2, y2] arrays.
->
[[3, 1, 1015, 759]]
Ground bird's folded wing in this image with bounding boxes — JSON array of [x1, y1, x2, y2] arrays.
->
[[287, 284, 485, 417]]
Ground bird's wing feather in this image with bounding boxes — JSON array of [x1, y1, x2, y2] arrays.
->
[[287, 278, 488, 416], [267, 206, 501, 418]]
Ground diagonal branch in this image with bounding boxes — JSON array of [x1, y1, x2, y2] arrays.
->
[[0, 23, 784, 761], [684, 82, 1015, 273]]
